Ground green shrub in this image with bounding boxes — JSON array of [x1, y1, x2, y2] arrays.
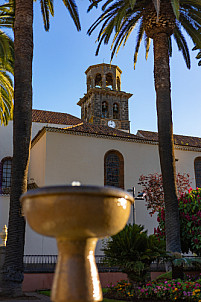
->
[[103, 224, 166, 283]]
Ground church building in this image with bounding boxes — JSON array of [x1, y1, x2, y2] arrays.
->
[[0, 63, 201, 255]]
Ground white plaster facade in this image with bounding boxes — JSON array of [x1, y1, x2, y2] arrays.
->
[[1, 115, 200, 256]]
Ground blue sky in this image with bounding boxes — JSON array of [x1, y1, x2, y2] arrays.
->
[[32, 0, 201, 137]]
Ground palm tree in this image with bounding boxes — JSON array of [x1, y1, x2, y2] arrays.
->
[[0, 0, 80, 296], [88, 0, 201, 255], [0, 4, 14, 125]]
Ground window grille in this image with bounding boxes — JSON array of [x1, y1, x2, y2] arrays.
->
[[104, 150, 124, 189], [1, 158, 12, 193], [195, 157, 201, 188]]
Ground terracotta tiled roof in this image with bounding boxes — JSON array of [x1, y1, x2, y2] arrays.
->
[[31, 109, 201, 148], [62, 123, 144, 140], [32, 109, 82, 125], [137, 130, 201, 148]]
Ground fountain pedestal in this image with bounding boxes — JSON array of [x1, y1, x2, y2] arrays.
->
[[21, 185, 133, 302]]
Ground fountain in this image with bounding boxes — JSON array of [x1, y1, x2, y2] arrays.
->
[[21, 185, 134, 302]]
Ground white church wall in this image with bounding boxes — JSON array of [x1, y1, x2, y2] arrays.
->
[[0, 196, 9, 239], [45, 131, 105, 186], [40, 131, 161, 235], [174, 148, 199, 188], [0, 122, 13, 159], [27, 130, 161, 255], [29, 132, 47, 187], [24, 223, 58, 255], [0, 123, 13, 234], [5, 124, 201, 256]]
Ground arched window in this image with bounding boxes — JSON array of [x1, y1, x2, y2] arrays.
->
[[102, 101, 109, 118], [113, 103, 119, 119], [117, 77, 121, 91], [87, 77, 92, 90], [194, 157, 201, 188], [106, 73, 113, 89], [0, 157, 12, 194], [95, 74, 102, 87], [104, 150, 124, 189]]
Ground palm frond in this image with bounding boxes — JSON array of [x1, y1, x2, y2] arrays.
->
[[134, 19, 144, 69], [173, 23, 191, 68], [87, 0, 103, 12], [0, 68, 14, 125], [171, 0, 180, 20], [0, 3, 14, 125], [39, 0, 54, 31], [145, 33, 151, 60], [180, 11, 201, 48], [111, 13, 142, 60], [62, 0, 81, 31], [0, 1, 14, 29]]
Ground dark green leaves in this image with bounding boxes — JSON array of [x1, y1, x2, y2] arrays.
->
[[103, 224, 166, 283]]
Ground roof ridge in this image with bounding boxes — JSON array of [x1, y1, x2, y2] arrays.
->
[[137, 129, 201, 140]]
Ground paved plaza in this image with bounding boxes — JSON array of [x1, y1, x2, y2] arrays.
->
[[0, 292, 50, 302]]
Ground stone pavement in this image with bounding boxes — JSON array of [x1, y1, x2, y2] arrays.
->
[[0, 292, 51, 302]]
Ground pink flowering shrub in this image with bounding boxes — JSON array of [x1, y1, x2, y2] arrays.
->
[[136, 278, 201, 301], [155, 188, 201, 255], [138, 173, 191, 216]]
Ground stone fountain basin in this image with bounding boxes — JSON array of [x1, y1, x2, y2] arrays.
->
[[21, 185, 134, 239]]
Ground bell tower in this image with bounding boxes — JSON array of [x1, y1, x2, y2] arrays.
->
[[77, 63, 132, 132]]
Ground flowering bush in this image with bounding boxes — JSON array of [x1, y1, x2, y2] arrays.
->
[[105, 280, 133, 300], [155, 188, 201, 255], [138, 173, 191, 215], [105, 278, 201, 301], [136, 278, 201, 301]]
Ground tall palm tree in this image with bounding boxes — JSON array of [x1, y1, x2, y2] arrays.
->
[[88, 0, 201, 255], [0, 0, 80, 296], [0, 4, 14, 125]]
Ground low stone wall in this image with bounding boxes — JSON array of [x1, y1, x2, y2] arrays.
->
[[99, 272, 128, 287], [23, 273, 54, 292], [21, 270, 201, 292], [150, 271, 166, 280], [23, 272, 128, 292]]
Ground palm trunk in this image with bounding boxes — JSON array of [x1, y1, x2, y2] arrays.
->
[[153, 32, 181, 253], [1, 0, 33, 296]]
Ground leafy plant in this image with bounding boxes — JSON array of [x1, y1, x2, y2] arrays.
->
[[102, 224, 166, 283]]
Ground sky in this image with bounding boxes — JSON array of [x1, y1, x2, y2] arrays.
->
[[31, 0, 201, 137]]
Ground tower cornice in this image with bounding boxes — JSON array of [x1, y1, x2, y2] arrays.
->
[[85, 63, 122, 75], [77, 88, 132, 106]]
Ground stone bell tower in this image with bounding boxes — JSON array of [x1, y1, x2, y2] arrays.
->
[[77, 63, 132, 132]]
